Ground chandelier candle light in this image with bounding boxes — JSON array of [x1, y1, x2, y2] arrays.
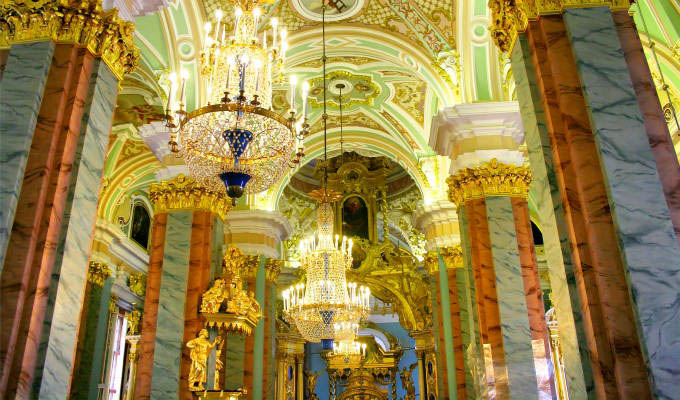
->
[[281, 190, 371, 346], [165, 0, 308, 205]]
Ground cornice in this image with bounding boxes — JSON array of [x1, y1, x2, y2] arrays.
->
[[0, 0, 139, 80]]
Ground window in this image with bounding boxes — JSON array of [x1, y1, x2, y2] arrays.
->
[[129, 203, 151, 250]]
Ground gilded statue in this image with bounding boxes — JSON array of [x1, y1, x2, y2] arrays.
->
[[399, 363, 417, 400], [186, 329, 223, 391], [201, 278, 226, 313], [305, 370, 321, 400]]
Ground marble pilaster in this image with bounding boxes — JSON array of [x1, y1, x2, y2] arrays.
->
[[150, 210, 193, 398], [564, 9, 680, 398], [0, 42, 54, 272], [486, 197, 538, 399], [30, 59, 118, 399], [511, 33, 592, 399]]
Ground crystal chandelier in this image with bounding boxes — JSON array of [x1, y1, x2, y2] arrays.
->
[[281, 3, 370, 346], [165, 0, 307, 205], [329, 338, 367, 365]]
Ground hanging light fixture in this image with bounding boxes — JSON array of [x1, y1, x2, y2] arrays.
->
[[165, 0, 307, 205], [281, 2, 370, 348]]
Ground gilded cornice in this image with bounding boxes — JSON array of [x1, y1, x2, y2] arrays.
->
[[446, 159, 531, 206], [149, 174, 231, 220], [87, 261, 112, 286], [489, 0, 631, 53], [265, 259, 282, 283], [0, 0, 139, 80], [440, 246, 463, 269]]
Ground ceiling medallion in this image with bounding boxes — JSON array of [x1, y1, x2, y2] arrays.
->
[[291, 0, 365, 22]]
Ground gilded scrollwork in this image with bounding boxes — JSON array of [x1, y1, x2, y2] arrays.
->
[[488, 0, 631, 53], [149, 174, 231, 220], [128, 272, 146, 297], [0, 0, 139, 80], [87, 261, 111, 286], [200, 246, 262, 335], [446, 158, 532, 206]]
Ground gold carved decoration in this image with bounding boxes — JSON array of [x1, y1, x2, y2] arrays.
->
[[489, 0, 631, 53], [126, 310, 141, 335], [336, 369, 389, 400], [87, 261, 111, 286], [424, 252, 439, 275], [128, 272, 146, 297], [348, 239, 432, 332], [187, 329, 223, 391], [265, 259, 282, 283], [200, 246, 261, 335], [399, 363, 418, 400], [109, 294, 119, 313], [149, 174, 231, 220], [0, 0, 139, 80], [441, 245, 463, 269], [446, 159, 531, 206]]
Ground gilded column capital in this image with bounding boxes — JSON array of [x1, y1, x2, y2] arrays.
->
[[87, 261, 112, 286], [149, 174, 231, 220], [446, 159, 531, 206], [489, 0, 631, 53], [423, 252, 439, 275], [0, 0, 140, 80], [265, 259, 282, 283], [440, 246, 463, 269]]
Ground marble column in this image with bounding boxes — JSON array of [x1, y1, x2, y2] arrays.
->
[[414, 201, 466, 400], [431, 103, 555, 399], [0, 7, 137, 396], [0, 48, 122, 399], [70, 262, 114, 399], [224, 209, 291, 399], [134, 175, 228, 400], [492, 4, 680, 398]]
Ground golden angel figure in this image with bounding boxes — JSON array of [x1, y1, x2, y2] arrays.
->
[[186, 329, 222, 391]]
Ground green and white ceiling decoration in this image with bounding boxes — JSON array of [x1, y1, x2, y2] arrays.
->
[[104, 0, 680, 221], [633, 0, 680, 153]]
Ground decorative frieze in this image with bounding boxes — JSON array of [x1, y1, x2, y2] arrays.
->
[[0, 0, 139, 80], [488, 0, 631, 53], [446, 159, 531, 206], [87, 261, 112, 286], [149, 174, 231, 220]]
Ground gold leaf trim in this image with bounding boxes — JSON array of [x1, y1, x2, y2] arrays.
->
[[87, 261, 111, 286], [488, 0, 631, 53], [0, 0, 139, 80], [446, 159, 531, 205], [149, 174, 231, 220]]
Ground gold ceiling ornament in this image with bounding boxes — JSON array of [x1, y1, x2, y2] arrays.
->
[[441, 245, 463, 269], [149, 174, 231, 220], [265, 258, 283, 282], [87, 261, 111, 286], [0, 0, 139, 80], [488, 0, 631, 53], [446, 159, 532, 206], [200, 246, 262, 336], [128, 272, 146, 297]]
